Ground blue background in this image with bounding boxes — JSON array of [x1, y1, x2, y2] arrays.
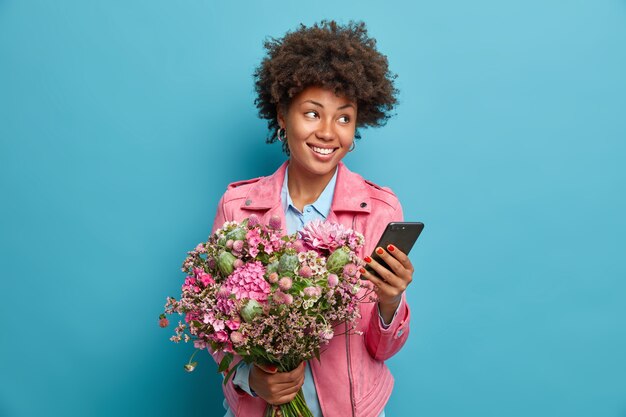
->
[[1, 1, 625, 416]]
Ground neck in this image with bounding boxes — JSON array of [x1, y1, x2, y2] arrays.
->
[[287, 161, 337, 212]]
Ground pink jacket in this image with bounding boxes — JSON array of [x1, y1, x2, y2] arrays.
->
[[210, 161, 410, 417]]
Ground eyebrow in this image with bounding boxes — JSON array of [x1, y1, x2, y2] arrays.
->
[[303, 100, 355, 110]]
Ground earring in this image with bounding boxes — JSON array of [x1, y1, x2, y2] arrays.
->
[[277, 128, 287, 142], [348, 141, 356, 152]]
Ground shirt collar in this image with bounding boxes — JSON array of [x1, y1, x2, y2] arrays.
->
[[281, 165, 338, 218]]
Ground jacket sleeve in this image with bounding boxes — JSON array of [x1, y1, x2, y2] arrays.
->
[[364, 201, 411, 361]]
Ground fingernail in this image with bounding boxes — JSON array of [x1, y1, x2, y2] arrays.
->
[[376, 247, 384, 255], [364, 256, 372, 263], [387, 244, 395, 252], [359, 267, 366, 274]]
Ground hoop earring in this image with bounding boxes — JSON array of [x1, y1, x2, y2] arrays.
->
[[348, 141, 356, 152], [277, 128, 287, 142]]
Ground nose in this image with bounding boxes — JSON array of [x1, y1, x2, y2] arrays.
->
[[315, 118, 336, 141]]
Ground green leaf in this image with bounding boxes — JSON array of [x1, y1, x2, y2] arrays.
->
[[222, 361, 242, 386], [218, 352, 233, 373]]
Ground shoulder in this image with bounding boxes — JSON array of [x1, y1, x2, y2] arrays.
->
[[220, 176, 265, 202], [363, 178, 401, 212]]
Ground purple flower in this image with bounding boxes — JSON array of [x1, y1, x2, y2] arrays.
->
[[233, 240, 244, 252], [269, 214, 282, 230], [247, 214, 260, 228]]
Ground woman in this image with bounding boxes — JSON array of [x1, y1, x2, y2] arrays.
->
[[212, 20, 414, 417]]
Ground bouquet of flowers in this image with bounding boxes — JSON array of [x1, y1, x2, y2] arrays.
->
[[160, 214, 368, 417]]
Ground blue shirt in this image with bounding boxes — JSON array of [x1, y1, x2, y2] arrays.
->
[[224, 166, 389, 417]]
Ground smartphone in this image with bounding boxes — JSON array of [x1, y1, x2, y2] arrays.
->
[[365, 222, 424, 273]]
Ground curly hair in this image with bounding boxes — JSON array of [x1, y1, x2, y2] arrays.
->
[[253, 20, 399, 153]]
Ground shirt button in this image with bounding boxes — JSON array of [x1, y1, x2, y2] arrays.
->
[[396, 329, 404, 338], [360, 202, 367, 208], [245, 199, 252, 206], [305, 207, 311, 213]]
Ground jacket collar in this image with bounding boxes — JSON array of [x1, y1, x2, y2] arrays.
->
[[241, 161, 371, 214]]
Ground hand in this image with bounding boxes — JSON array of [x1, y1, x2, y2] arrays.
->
[[249, 362, 306, 406], [360, 244, 414, 323]]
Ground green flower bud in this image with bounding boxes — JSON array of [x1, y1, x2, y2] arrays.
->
[[226, 227, 247, 242], [217, 251, 237, 276], [326, 246, 351, 273], [240, 299, 263, 323], [266, 261, 279, 275], [278, 253, 299, 274]]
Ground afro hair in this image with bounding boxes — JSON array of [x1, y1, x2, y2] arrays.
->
[[253, 20, 399, 152]]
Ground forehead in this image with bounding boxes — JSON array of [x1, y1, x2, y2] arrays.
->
[[291, 86, 356, 109]]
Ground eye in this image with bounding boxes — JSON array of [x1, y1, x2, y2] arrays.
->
[[304, 111, 318, 119], [338, 115, 351, 124]]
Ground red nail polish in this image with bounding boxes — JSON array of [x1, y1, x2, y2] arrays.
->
[[364, 256, 372, 263], [376, 247, 384, 255], [359, 267, 366, 274], [387, 244, 395, 252]]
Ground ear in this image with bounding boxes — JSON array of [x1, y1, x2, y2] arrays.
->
[[276, 105, 286, 129]]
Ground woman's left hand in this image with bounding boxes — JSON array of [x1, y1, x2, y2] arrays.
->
[[359, 244, 414, 323]]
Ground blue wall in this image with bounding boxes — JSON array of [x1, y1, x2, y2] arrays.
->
[[1, 1, 625, 416]]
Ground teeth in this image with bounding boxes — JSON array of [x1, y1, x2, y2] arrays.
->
[[311, 146, 334, 155]]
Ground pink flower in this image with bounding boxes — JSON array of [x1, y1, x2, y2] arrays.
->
[[328, 273, 339, 287], [268, 272, 279, 283], [182, 276, 200, 293], [194, 243, 206, 253], [233, 259, 244, 269], [159, 317, 169, 328], [210, 331, 229, 343], [185, 311, 199, 323], [226, 319, 240, 330], [343, 263, 358, 278], [303, 286, 321, 297], [298, 266, 313, 278], [299, 220, 345, 251], [278, 277, 292, 291], [320, 328, 334, 340], [283, 293, 293, 305], [230, 331, 245, 345], [212, 320, 224, 332], [246, 229, 262, 257], [194, 339, 207, 349], [223, 261, 270, 302], [291, 239, 307, 253], [194, 268, 214, 286]]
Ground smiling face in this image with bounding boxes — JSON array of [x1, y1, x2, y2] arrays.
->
[[278, 86, 357, 182]]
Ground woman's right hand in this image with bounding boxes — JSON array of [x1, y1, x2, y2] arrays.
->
[[249, 362, 306, 405]]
